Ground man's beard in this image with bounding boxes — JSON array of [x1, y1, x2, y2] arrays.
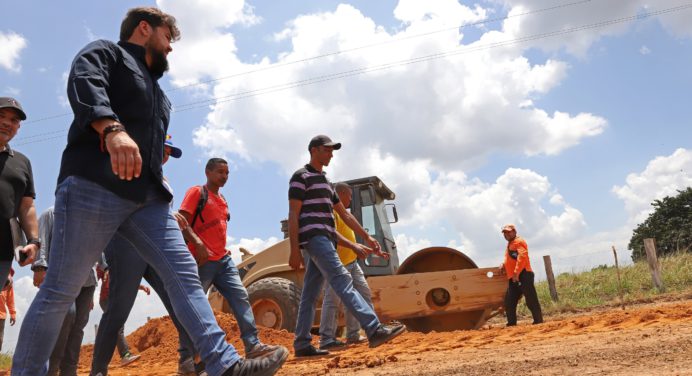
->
[[148, 46, 169, 76]]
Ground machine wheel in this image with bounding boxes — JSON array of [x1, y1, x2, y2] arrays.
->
[[396, 247, 487, 333], [247, 277, 300, 331]]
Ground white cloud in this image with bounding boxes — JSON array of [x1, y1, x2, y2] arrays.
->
[[497, 1, 692, 56], [612, 148, 692, 225], [639, 45, 651, 55], [168, 0, 607, 177], [0, 31, 27, 72]]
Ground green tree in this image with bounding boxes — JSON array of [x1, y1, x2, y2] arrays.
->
[[629, 187, 692, 261]]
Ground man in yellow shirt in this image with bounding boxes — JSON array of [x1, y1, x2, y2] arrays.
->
[[318, 183, 389, 350]]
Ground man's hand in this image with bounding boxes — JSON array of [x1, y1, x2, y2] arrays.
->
[[33, 268, 46, 287], [106, 131, 142, 181], [194, 243, 210, 266], [19, 243, 38, 266], [498, 263, 505, 275], [364, 236, 381, 254], [373, 248, 390, 260], [352, 244, 372, 259], [288, 248, 303, 270], [173, 211, 189, 230], [511, 273, 519, 283], [10, 317, 16, 326], [139, 285, 151, 295]]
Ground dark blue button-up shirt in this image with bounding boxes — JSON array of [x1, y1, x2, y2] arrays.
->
[[58, 40, 172, 203]]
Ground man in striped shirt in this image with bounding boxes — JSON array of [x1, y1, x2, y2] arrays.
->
[[288, 135, 405, 357]]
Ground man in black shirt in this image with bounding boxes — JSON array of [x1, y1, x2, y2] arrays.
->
[[0, 97, 40, 287], [11, 8, 287, 376]]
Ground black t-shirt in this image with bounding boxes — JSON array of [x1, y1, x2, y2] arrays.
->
[[0, 146, 35, 261]]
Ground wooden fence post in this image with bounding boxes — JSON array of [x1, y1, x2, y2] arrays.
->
[[543, 255, 559, 302], [643, 238, 665, 292], [611, 246, 625, 309]]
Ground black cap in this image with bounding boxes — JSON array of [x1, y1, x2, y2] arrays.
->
[[308, 135, 341, 151], [0, 97, 26, 120]]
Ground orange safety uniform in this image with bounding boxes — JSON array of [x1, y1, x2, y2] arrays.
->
[[0, 286, 16, 321], [503, 236, 533, 279]]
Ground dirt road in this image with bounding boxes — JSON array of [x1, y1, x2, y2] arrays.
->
[[78, 298, 692, 375]]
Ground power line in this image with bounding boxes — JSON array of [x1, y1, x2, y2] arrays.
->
[[166, 0, 594, 92], [20, 0, 594, 127], [172, 3, 692, 113], [14, 3, 692, 146]]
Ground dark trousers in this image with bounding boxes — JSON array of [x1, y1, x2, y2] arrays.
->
[[48, 285, 96, 376], [0, 318, 6, 352], [504, 270, 543, 326]]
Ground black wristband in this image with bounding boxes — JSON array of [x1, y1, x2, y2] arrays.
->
[[100, 123, 126, 152], [27, 237, 41, 249]]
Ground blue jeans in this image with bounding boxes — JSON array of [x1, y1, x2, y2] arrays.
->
[[180, 255, 259, 359], [12, 176, 239, 376], [91, 233, 195, 375], [294, 235, 380, 351], [319, 260, 373, 346], [48, 284, 95, 376]]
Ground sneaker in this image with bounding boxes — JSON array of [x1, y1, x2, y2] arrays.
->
[[177, 357, 196, 376], [246, 342, 283, 359], [319, 339, 346, 350], [294, 345, 330, 357], [368, 324, 406, 348], [346, 335, 367, 344], [120, 353, 141, 367], [222, 346, 289, 376]]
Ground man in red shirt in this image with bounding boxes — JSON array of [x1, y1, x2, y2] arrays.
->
[[178, 158, 282, 367], [499, 224, 543, 326]]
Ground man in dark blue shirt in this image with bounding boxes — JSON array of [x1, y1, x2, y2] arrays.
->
[[12, 7, 287, 376], [288, 135, 405, 357]]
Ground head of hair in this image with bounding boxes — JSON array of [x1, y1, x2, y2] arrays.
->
[[120, 7, 181, 42], [334, 182, 351, 195], [206, 157, 228, 172]]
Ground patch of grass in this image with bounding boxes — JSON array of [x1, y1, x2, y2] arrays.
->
[[0, 352, 11, 370], [517, 252, 692, 317]]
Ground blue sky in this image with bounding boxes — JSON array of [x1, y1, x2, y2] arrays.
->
[[2, 0, 691, 351]]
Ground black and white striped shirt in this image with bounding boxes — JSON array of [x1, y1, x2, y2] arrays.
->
[[288, 164, 340, 246]]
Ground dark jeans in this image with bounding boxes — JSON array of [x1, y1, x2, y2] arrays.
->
[[91, 233, 194, 375], [0, 318, 6, 352], [97, 299, 130, 359], [48, 285, 96, 376], [504, 270, 543, 326]]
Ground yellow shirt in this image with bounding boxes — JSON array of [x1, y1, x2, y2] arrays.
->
[[334, 211, 358, 266]]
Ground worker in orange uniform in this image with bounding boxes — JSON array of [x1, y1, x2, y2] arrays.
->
[[0, 269, 16, 352], [499, 224, 543, 326]]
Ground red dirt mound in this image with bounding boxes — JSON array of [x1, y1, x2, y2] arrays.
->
[[78, 300, 692, 375]]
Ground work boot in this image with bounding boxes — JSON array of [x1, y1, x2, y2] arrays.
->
[[368, 323, 406, 348], [222, 346, 289, 376], [346, 335, 367, 344], [246, 342, 283, 359], [294, 345, 329, 357], [319, 339, 347, 350]]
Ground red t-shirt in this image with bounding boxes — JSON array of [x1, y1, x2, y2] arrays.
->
[[180, 186, 229, 261]]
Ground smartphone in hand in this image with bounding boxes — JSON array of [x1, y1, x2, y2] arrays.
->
[[14, 246, 28, 264]]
